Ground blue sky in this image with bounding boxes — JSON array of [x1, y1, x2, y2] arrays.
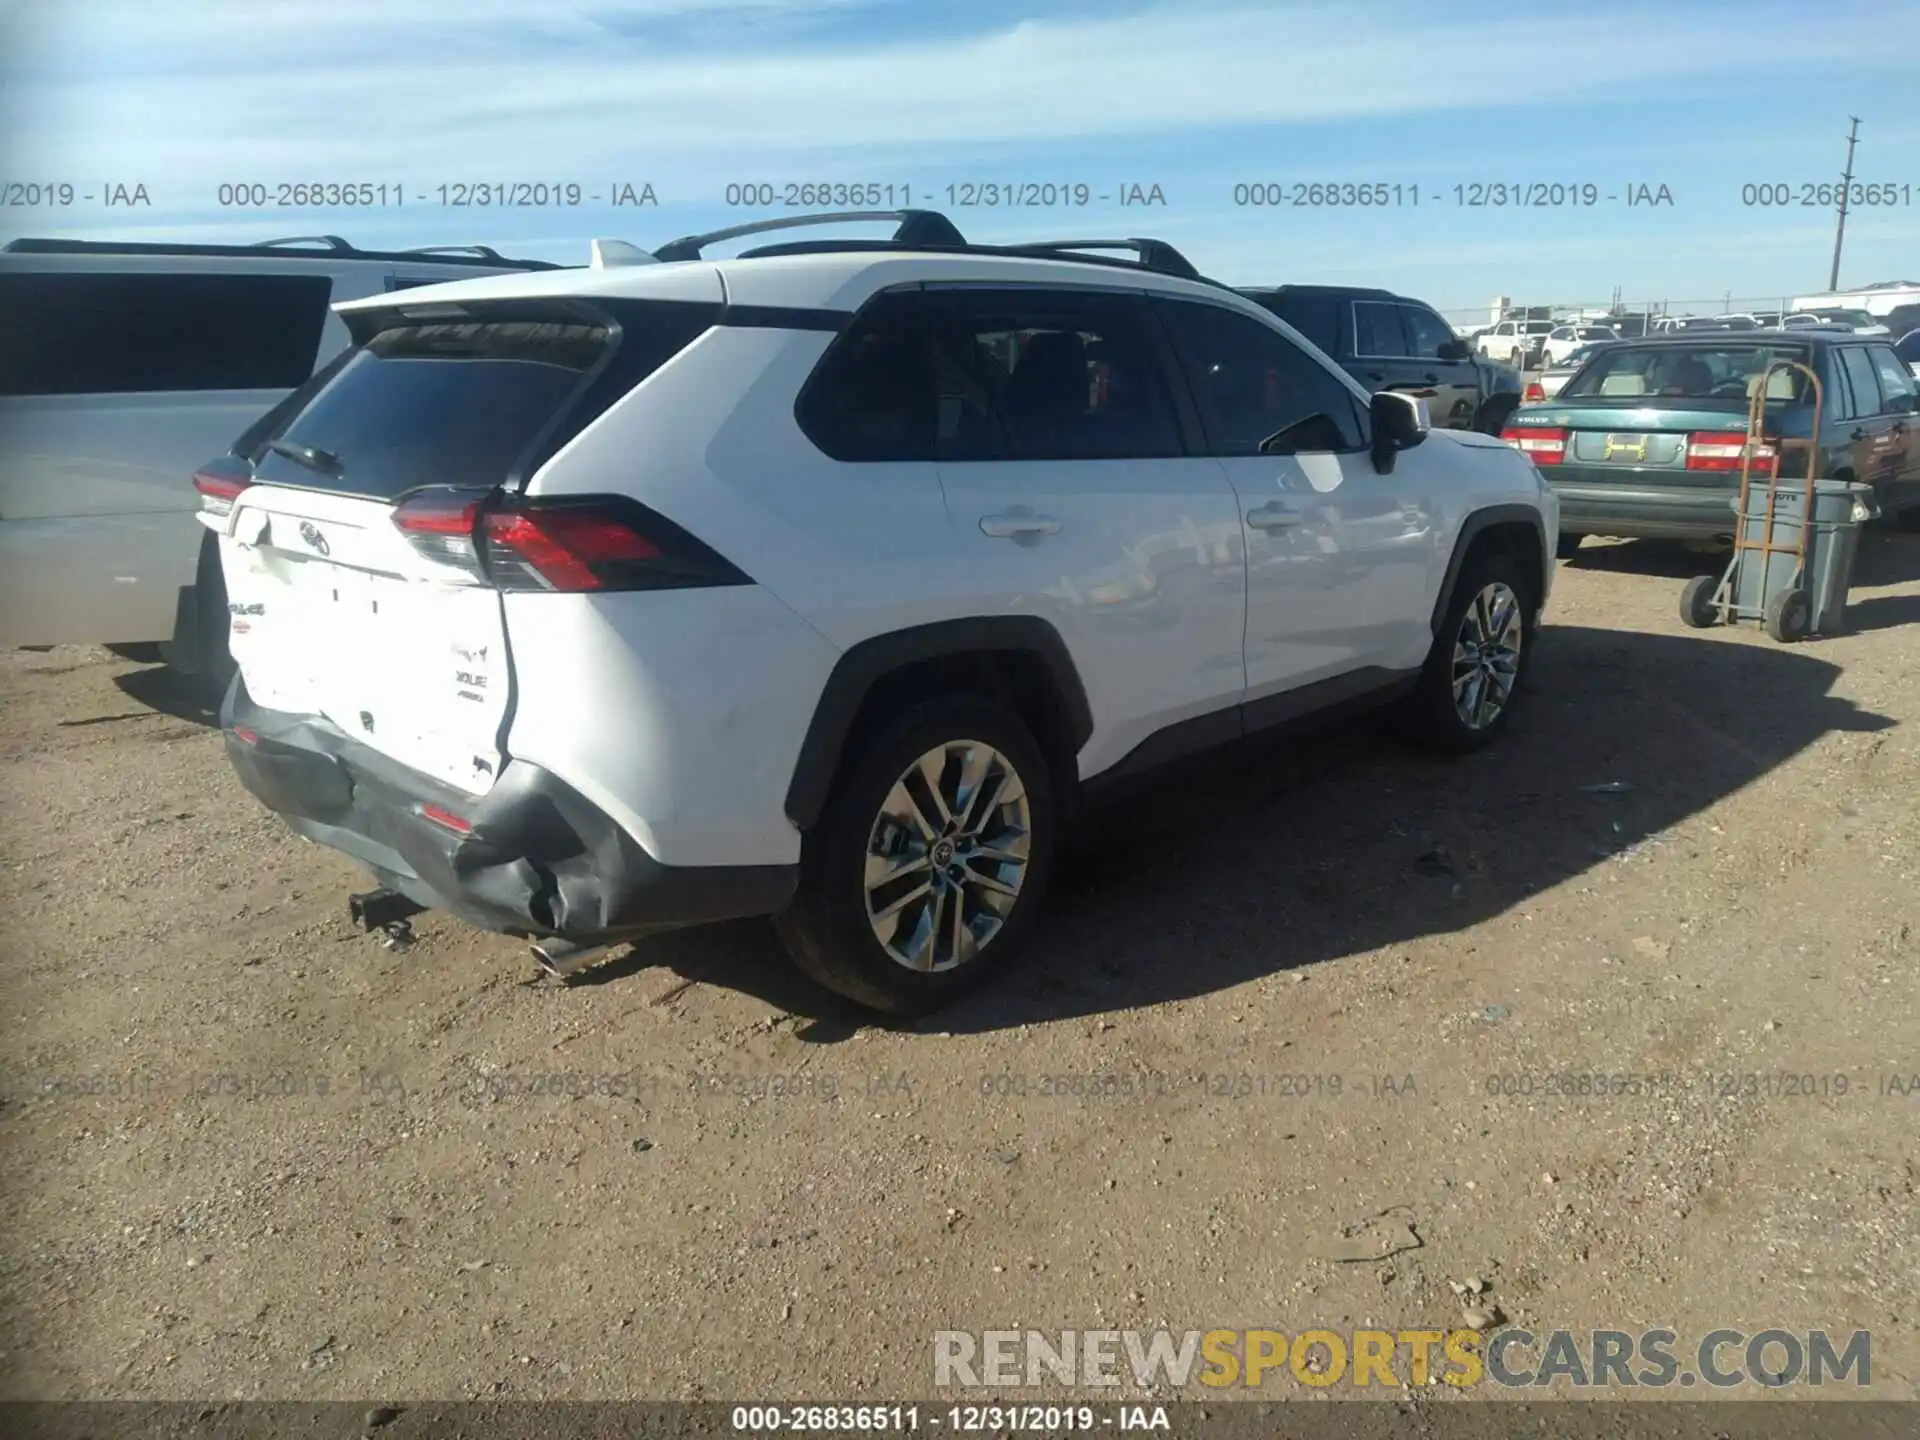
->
[[4, 0, 1918, 321]]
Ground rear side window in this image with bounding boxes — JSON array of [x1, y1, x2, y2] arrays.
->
[[1838, 347, 1884, 416], [1353, 301, 1408, 357], [254, 319, 614, 499], [798, 288, 1185, 463], [1155, 298, 1363, 454], [0, 270, 332, 397]]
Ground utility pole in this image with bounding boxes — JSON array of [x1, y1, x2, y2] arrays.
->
[[1828, 116, 1861, 291]]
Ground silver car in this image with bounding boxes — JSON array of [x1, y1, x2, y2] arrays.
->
[[1523, 339, 1616, 401]]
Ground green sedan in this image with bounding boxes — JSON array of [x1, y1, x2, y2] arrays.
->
[[1501, 330, 1920, 552]]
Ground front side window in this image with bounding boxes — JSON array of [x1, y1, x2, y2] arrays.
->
[[1401, 305, 1458, 360], [1155, 298, 1364, 455], [0, 270, 333, 397], [1353, 301, 1408, 358]]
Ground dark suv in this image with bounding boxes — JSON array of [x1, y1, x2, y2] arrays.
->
[[1240, 284, 1524, 435]]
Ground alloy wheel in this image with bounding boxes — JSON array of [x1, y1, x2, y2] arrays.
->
[[862, 740, 1032, 972], [1452, 581, 1524, 730]]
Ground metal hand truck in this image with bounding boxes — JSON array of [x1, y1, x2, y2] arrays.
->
[[1678, 360, 1823, 643]]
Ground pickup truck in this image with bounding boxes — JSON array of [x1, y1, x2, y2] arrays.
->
[[1240, 284, 1526, 434]]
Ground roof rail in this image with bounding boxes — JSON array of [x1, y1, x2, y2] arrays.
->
[[402, 244, 505, 260], [996, 237, 1200, 281], [0, 236, 563, 269], [250, 235, 354, 251], [652, 209, 967, 263]]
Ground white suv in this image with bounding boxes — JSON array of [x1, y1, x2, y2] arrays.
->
[[209, 212, 1557, 1013], [0, 236, 557, 682]]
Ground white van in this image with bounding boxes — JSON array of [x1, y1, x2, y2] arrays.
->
[[0, 236, 557, 682]]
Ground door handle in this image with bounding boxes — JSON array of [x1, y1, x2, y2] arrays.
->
[[1245, 502, 1302, 531], [979, 513, 1060, 538]]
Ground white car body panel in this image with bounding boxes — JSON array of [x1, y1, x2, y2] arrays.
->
[[0, 249, 544, 647]]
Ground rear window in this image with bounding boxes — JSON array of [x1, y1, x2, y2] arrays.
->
[[1560, 343, 1814, 404], [252, 321, 612, 499], [0, 270, 332, 397]]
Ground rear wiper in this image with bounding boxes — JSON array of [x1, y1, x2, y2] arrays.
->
[[267, 439, 343, 476]]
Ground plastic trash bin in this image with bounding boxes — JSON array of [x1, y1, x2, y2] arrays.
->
[[1729, 479, 1878, 635]]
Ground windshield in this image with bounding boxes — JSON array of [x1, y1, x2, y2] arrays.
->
[[1559, 343, 1814, 403]]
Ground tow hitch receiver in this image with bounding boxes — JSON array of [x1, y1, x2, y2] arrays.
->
[[349, 889, 427, 933]]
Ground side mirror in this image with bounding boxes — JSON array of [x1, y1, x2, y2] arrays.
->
[[1369, 390, 1430, 474], [1438, 339, 1470, 361]]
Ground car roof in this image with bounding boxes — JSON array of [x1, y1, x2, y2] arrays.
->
[[336, 246, 1280, 319]]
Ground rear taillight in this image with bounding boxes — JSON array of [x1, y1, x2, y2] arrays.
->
[[1522, 380, 1545, 402], [193, 455, 254, 518], [418, 803, 472, 835], [391, 492, 748, 593], [1501, 426, 1567, 465], [1685, 432, 1774, 471]]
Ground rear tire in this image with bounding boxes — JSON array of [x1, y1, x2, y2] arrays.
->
[[773, 697, 1057, 1015], [1396, 549, 1537, 753], [1679, 574, 1721, 629]]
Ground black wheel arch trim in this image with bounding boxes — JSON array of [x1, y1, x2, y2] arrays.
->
[[784, 617, 1094, 832], [1430, 504, 1550, 636]]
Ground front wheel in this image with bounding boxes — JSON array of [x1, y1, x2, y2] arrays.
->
[[1396, 551, 1537, 752], [1764, 586, 1810, 643], [774, 698, 1057, 1015]]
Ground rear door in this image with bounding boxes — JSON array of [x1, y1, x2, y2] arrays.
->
[[1833, 345, 1899, 486], [1865, 344, 1920, 500], [217, 313, 621, 794]]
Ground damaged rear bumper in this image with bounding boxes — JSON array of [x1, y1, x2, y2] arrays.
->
[[220, 677, 797, 943]]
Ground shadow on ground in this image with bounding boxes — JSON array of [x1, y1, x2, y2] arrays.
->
[[628, 622, 1894, 1035], [111, 665, 222, 729]]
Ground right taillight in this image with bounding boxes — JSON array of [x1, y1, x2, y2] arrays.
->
[[1686, 432, 1774, 471], [1502, 426, 1567, 464], [193, 455, 254, 518], [1522, 380, 1545, 402], [391, 492, 749, 593]]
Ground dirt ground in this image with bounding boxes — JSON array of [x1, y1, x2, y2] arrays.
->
[[2, 532, 1917, 1413]]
